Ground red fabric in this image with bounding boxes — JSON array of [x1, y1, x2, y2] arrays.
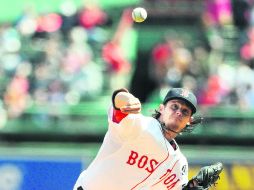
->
[[112, 109, 128, 123], [152, 43, 172, 64], [36, 13, 62, 32], [198, 75, 229, 105], [79, 8, 106, 29], [102, 42, 130, 73]]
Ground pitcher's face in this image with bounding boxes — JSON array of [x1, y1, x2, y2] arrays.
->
[[159, 99, 192, 139]]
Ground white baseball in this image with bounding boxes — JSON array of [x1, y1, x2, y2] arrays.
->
[[132, 7, 147, 23]]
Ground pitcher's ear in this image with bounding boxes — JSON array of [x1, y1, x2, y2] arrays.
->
[[158, 104, 164, 112]]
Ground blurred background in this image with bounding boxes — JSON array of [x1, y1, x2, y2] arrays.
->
[[0, 0, 254, 189]]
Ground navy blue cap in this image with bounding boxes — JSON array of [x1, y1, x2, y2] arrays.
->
[[163, 88, 197, 114]]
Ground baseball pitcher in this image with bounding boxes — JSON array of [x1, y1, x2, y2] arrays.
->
[[73, 88, 223, 190]]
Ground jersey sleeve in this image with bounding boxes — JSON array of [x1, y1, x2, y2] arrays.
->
[[108, 105, 143, 141], [112, 108, 128, 123]]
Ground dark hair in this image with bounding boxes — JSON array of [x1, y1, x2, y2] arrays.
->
[[152, 100, 168, 119], [152, 109, 161, 119]]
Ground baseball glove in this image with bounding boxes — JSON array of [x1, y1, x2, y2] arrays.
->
[[183, 162, 223, 190], [182, 116, 204, 133]]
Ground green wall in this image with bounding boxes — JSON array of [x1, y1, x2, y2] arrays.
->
[[0, 0, 140, 22]]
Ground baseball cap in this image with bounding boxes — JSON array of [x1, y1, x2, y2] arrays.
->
[[163, 88, 197, 114]]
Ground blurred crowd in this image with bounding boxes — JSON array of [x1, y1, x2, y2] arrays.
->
[[141, 0, 254, 112], [0, 0, 114, 122], [0, 0, 254, 128]]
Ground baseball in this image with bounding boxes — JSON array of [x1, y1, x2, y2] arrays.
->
[[132, 7, 147, 23]]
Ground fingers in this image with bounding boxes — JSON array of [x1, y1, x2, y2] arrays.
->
[[120, 102, 141, 114], [114, 92, 133, 109], [114, 91, 141, 114]]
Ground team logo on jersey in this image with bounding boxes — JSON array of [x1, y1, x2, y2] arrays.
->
[[180, 89, 190, 98], [181, 165, 187, 176]]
